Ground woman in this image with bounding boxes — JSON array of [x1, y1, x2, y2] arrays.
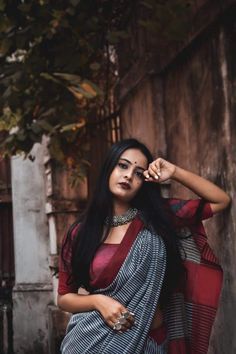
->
[[58, 139, 230, 354]]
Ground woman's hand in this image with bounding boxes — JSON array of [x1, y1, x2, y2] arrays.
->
[[94, 294, 135, 333], [143, 157, 176, 183], [58, 293, 135, 333]]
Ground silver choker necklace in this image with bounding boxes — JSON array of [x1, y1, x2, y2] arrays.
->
[[105, 208, 138, 227]]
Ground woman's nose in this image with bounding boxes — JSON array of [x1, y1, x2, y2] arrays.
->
[[124, 169, 133, 180]]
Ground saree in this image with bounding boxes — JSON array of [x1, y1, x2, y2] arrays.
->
[[60, 217, 167, 354], [60, 199, 223, 354]]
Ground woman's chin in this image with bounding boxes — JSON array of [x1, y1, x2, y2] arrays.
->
[[112, 193, 134, 204]]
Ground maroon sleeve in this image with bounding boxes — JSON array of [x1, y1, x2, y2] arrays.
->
[[58, 224, 80, 295], [58, 271, 78, 295], [167, 198, 213, 228]]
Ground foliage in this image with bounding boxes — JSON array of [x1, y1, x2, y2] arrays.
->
[[0, 0, 193, 179], [0, 0, 133, 174]]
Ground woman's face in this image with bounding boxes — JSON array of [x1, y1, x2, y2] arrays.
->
[[109, 148, 148, 204]]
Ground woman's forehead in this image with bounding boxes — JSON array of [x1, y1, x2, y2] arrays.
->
[[119, 149, 148, 168]]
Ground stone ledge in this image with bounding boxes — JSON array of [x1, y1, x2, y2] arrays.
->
[[45, 200, 83, 215], [13, 283, 53, 292]]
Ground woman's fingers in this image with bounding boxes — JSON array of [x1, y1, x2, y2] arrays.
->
[[144, 163, 161, 182], [96, 295, 135, 333], [149, 164, 159, 180], [144, 158, 176, 183]]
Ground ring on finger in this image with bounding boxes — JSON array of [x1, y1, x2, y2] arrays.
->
[[121, 311, 130, 319], [122, 310, 135, 320], [118, 317, 127, 325], [113, 322, 123, 331]]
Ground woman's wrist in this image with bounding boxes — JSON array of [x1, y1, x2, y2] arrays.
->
[[92, 294, 104, 311], [170, 165, 181, 181]]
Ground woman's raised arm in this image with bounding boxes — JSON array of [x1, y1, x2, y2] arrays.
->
[[144, 158, 231, 214]]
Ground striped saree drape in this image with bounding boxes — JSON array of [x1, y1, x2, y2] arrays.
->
[[60, 227, 167, 354], [165, 199, 223, 354]]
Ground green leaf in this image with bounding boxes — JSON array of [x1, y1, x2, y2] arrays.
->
[[89, 62, 101, 71], [0, 0, 6, 11], [60, 120, 85, 133], [0, 15, 13, 33], [4, 134, 15, 144], [16, 129, 27, 142], [0, 120, 8, 131], [31, 122, 43, 134], [53, 72, 82, 85], [49, 137, 65, 161], [39, 108, 56, 119], [68, 85, 94, 99], [40, 73, 62, 85], [82, 79, 103, 96], [37, 119, 54, 132]]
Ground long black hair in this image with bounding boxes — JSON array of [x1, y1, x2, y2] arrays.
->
[[62, 138, 186, 307]]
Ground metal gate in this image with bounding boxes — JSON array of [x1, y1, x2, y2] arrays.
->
[[87, 108, 122, 194]]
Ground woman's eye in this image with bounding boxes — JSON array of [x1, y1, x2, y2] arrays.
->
[[118, 162, 128, 169], [135, 171, 144, 179]]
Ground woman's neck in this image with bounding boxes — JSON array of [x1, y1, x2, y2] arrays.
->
[[113, 201, 130, 216]]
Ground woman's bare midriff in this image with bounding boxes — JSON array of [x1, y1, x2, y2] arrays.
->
[[150, 304, 163, 329]]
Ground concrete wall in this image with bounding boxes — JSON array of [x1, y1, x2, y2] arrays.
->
[[118, 4, 236, 354], [11, 143, 53, 353]]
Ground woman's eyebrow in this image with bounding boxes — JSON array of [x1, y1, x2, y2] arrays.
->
[[119, 158, 146, 171]]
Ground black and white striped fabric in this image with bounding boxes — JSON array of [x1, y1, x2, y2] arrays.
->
[[61, 228, 167, 354]]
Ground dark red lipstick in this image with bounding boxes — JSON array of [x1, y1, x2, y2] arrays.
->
[[119, 182, 131, 189]]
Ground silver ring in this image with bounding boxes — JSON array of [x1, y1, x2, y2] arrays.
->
[[118, 317, 126, 325], [113, 322, 122, 331], [122, 311, 130, 319]]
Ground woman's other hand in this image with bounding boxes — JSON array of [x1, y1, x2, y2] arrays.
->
[[143, 158, 176, 183], [58, 293, 135, 332], [94, 294, 135, 332]]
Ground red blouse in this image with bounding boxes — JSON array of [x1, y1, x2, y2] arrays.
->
[[58, 216, 144, 294], [90, 243, 119, 287]]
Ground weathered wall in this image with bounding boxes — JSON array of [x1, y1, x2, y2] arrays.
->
[[162, 24, 236, 354], [121, 78, 166, 157], [11, 143, 53, 353], [119, 3, 236, 354]]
